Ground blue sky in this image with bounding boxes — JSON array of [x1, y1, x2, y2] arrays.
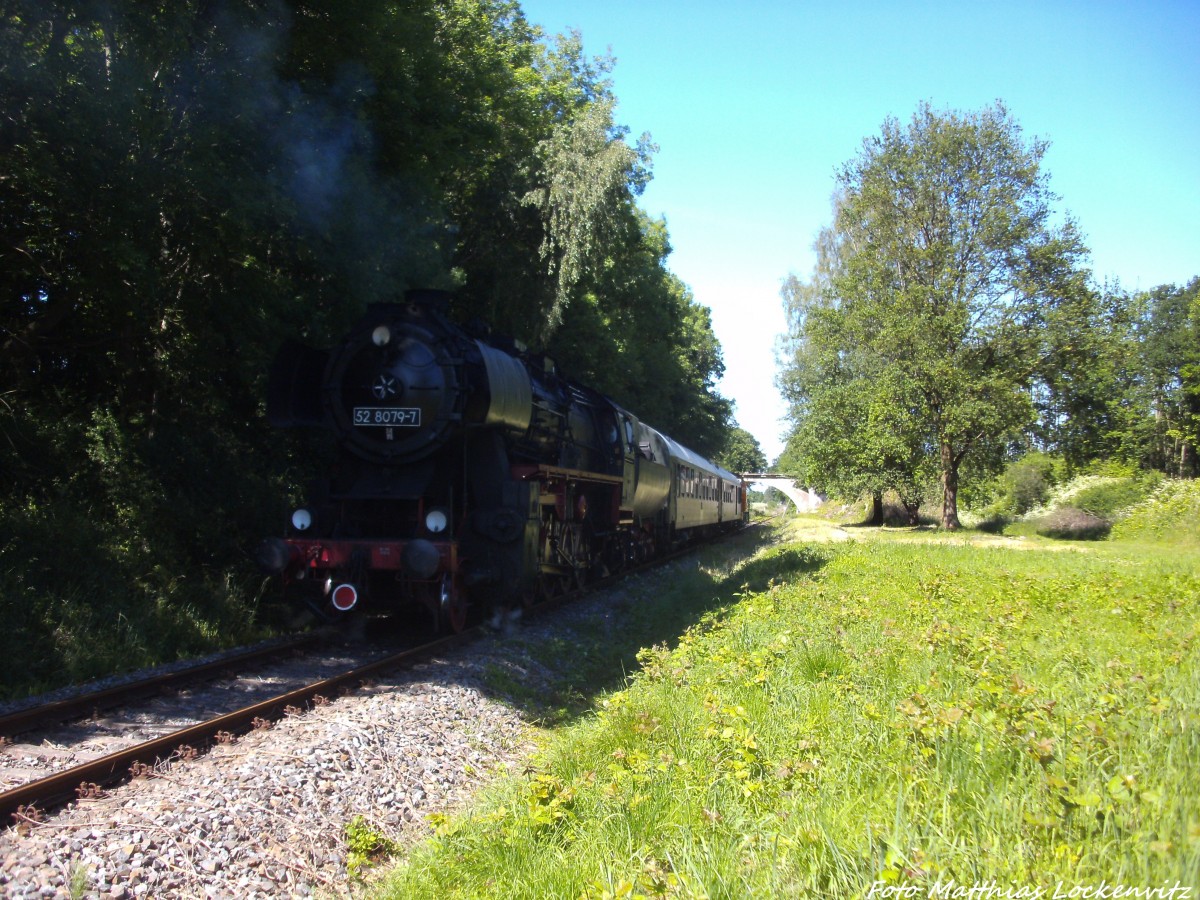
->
[[518, 0, 1200, 462]]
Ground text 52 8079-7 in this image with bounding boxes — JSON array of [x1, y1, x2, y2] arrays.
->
[[353, 407, 421, 427]]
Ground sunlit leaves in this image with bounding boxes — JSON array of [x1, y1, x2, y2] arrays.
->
[[523, 97, 653, 334]]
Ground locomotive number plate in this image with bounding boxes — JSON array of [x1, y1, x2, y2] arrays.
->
[[353, 407, 422, 427]]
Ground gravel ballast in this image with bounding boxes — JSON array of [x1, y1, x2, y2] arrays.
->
[[0, 558, 697, 898], [0, 642, 538, 898]]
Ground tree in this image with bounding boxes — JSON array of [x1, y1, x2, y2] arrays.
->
[[1144, 278, 1200, 476], [1033, 283, 1151, 472], [779, 260, 936, 524], [522, 93, 654, 338], [715, 426, 767, 474], [781, 102, 1090, 529], [1031, 277, 1200, 477]]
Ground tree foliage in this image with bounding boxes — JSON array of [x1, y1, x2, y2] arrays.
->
[[777, 221, 937, 520], [778, 102, 1091, 528], [779, 104, 1197, 520], [714, 426, 767, 475], [1143, 278, 1200, 476], [1033, 278, 1199, 477]]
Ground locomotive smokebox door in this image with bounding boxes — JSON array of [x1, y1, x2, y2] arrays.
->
[[326, 308, 466, 465]]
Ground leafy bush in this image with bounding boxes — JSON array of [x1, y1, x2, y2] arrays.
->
[[1111, 478, 1200, 545], [998, 452, 1060, 515], [1070, 471, 1163, 519], [973, 452, 1062, 522], [1082, 458, 1141, 479], [1034, 506, 1111, 540], [0, 406, 289, 700]]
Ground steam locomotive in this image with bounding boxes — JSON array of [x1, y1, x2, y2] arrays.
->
[[257, 290, 746, 631]]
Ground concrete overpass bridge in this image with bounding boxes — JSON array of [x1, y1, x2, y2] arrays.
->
[[741, 474, 823, 512]]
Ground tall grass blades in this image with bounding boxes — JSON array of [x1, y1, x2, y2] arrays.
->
[[379, 521, 1199, 898]]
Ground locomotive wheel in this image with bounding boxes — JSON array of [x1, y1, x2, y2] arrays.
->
[[538, 515, 591, 599], [561, 521, 591, 589], [438, 574, 469, 633]]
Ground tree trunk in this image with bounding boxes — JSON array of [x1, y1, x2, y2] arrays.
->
[[940, 442, 961, 530], [1181, 440, 1195, 478], [868, 491, 884, 526]]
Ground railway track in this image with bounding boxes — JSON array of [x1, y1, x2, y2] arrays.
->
[[1, 521, 768, 826], [0, 630, 472, 825], [0, 633, 325, 740]]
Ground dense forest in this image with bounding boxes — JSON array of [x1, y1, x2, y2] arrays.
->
[[776, 103, 1199, 529], [0, 1, 743, 691]]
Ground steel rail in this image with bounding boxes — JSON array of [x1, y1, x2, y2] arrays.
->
[[0, 634, 325, 741], [0, 630, 470, 824]]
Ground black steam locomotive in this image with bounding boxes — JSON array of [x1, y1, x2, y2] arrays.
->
[[257, 290, 745, 631]]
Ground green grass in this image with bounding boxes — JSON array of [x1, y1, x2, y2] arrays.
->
[[373, 517, 1199, 898], [476, 530, 820, 728]]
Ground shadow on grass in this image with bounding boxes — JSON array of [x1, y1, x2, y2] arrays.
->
[[473, 525, 830, 726]]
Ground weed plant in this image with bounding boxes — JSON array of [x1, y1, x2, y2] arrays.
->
[[380, 521, 1200, 898]]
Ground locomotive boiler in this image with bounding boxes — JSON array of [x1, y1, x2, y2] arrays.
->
[[257, 290, 745, 630]]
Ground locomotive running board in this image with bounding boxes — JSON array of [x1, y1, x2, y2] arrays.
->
[[510, 464, 623, 484]]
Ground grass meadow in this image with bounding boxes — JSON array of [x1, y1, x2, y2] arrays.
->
[[375, 489, 1199, 898]]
